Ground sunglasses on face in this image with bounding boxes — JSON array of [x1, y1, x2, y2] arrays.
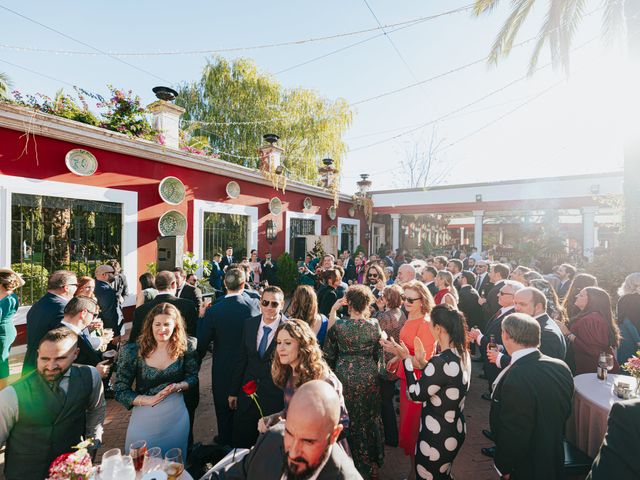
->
[[499, 291, 514, 296], [368, 274, 379, 278], [261, 299, 280, 308], [403, 296, 421, 304]]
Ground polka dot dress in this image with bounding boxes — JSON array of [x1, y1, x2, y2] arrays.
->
[[404, 348, 471, 480]]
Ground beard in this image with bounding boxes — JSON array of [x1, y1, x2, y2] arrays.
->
[[281, 446, 330, 480]]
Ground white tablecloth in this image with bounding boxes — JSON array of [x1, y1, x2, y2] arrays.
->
[[566, 373, 637, 458]]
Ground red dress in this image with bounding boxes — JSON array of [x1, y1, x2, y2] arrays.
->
[[433, 288, 450, 305], [570, 312, 620, 375], [397, 317, 436, 455]]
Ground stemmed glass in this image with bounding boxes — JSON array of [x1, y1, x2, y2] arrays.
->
[[142, 447, 163, 473], [100, 448, 122, 480], [598, 352, 615, 385], [113, 455, 136, 480], [164, 448, 184, 480]]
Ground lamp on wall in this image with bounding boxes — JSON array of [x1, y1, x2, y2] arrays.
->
[[266, 220, 278, 241], [475, 194, 483, 202]]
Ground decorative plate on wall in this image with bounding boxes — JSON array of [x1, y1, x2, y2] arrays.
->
[[327, 206, 337, 220], [303, 197, 313, 210], [158, 176, 186, 205], [158, 210, 188, 236], [269, 197, 283, 215], [328, 225, 338, 236], [65, 149, 98, 176], [348, 206, 356, 218], [226, 181, 241, 199]]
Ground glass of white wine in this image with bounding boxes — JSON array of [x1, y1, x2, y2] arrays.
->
[[164, 448, 184, 480]]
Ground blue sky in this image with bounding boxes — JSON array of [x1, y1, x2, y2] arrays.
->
[[0, 0, 627, 194]]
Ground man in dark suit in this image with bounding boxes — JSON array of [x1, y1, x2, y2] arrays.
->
[[317, 269, 342, 316], [480, 263, 510, 323], [213, 381, 362, 479], [421, 266, 439, 297], [220, 247, 235, 272], [229, 286, 286, 448], [58, 296, 110, 378], [94, 265, 120, 340], [556, 263, 576, 300], [22, 270, 77, 375], [260, 252, 277, 286], [457, 271, 484, 329], [490, 313, 573, 480], [209, 252, 224, 293], [587, 398, 640, 479], [173, 266, 203, 311], [446, 259, 464, 291], [474, 260, 493, 298], [198, 268, 260, 447], [341, 250, 357, 284]]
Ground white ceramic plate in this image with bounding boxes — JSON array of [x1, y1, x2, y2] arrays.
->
[[303, 197, 313, 210], [348, 206, 356, 217], [226, 181, 241, 199], [269, 197, 283, 215], [158, 210, 188, 236], [327, 206, 337, 220], [158, 176, 186, 205], [65, 149, 98, 176]]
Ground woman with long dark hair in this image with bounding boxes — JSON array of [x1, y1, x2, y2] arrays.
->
[[287, 285, 329, 346], [384, 304, 471, 480], [135, 272, 158, 307], [557, 286, 621, 375], [616, 273, 640, 368], [562, 273, 597, 320]]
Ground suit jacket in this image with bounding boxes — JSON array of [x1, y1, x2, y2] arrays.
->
[[23, 293, 67, 374], [587, 398, 640, 479], [179, 282, 203, 311], [481, 307, 515, 386], [130, 293, 199, 342], [209, 261, 223, 291], [426, 281, 438, 298], [56, 324, 102, 367], [490, 350, 574, 480], [557, 280, 571, 300], [197, 294, 261, 393], [342, 257, 357, 284], [230, 314, 284, 414], [457, 285, 484, 330], [483, 280, 505, 323], [475, 273, 493, 298], [213, 423, 363, 480], [220, 256, 235, 272], [536, 313, 567, 361], [317, 285, 337, 317], [94, 280, 120, 331], [260, 259, 277, 286]]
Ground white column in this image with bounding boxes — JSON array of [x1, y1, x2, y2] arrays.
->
[[582, 206, 598, 262], [147, 100, 185, 149], [391, 214, 401, 251], [498, 227, 504, 245], [473, 210, 484, 253], [459, 227, 465, 245]]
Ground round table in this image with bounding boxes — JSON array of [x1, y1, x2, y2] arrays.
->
[[566, 373, 637, 458]]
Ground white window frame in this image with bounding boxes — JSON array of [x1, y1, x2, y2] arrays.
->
[[192, 199, 258, 273], [337, 217, 361, 253], [285, 211, 321, 254], [0, 174, 138, 326]]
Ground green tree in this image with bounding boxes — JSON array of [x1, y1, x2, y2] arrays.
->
[[0, 72, 11, 99], [176, 57, 353, 184], [276, 252, 299, 295]]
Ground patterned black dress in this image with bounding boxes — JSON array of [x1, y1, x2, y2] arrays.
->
[[403, 348, 471, 480]]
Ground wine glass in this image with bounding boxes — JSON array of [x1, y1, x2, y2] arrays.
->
[[100, 448, 122, 480], [142, 447, 163, 473], [603, 353, 615, 385], [129, 440, 147, 472], [113, 455, 136, 480], [164, 448, 184, 480]]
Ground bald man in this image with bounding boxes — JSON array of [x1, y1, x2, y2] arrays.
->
[[213, 380, 362, 479], [395, 263, 416, 285]]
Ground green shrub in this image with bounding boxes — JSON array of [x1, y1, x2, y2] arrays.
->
[[276, 252, 298, 295], [12, 263, 49, 306], [354, 244, 366, 257]]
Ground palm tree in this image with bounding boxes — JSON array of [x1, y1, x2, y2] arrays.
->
[[474, 0, 640, 240], [0, 72, 11, 99]]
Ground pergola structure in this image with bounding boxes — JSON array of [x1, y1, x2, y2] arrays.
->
[[370, 172, 624, 261]]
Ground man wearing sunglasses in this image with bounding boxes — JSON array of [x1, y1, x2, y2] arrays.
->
[[229, 286, 287, 448]]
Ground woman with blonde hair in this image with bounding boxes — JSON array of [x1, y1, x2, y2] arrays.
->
[[616, 272, 640, 367], [259, 319, 349, 447], [0, 268, 24, 385], [287, 285, 329, 346], [324, 285, 385, 479], [382, 280, 435, 480], [433, 270, 458, 307], [74, 276, 97, 300], [115, 302, 199, 455]]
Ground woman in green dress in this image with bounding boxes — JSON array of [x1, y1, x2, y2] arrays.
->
[[324, 284, 385, 479], [0, 268, 24, 387]]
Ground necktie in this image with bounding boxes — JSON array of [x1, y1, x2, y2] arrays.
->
[[50, 380, 66, 403], [475, 274, 483, 291], [258, 326, 272, 358]]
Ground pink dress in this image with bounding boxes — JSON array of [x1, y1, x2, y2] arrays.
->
[[397, 317, 435, 455]]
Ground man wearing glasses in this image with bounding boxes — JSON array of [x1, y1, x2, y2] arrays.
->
[[229, 286, 286, 448], [22, 270, 78, 376]]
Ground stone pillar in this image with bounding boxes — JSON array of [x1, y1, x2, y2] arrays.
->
[[147, 100, 185, 149], [582, 206, 598, 262], [499, 227, 504, 245], [473, 210, 484, 253], [459, 227, 465, 245], [391, 214, 401, 252]]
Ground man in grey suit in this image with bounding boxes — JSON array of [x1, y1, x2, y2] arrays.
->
[[213, 380, 362, 479]]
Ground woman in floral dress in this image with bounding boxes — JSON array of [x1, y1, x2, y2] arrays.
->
[[385, 304, 471, 480], [324, 285, 385, 479]]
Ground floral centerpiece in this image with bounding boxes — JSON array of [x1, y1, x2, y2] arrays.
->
[[622, 350, 640, 397], [46, 438, 94, 480]]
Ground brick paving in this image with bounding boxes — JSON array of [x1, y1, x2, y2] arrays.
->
[[0, 350, 501, 479]]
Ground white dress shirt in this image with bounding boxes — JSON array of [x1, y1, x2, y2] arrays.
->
[[0, 366, 106, 445], [60, 320, 102, 350], [256, 315, 282, 351]]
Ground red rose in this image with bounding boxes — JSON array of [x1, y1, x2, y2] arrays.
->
[[242, 380, 257, 396]]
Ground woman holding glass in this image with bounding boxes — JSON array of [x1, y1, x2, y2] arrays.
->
[[115, 302, 199, 456], [0, 268, 23, 386], [384, 304, 471, 480], [383, 280, 435, 480], [556, 286, 621, 375]]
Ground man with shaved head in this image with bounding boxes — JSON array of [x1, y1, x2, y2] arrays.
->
[[395, 263, 416, 285], [213, 380, 362, 479]]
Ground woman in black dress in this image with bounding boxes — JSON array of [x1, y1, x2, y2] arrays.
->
[[383, 304, 471, 479]]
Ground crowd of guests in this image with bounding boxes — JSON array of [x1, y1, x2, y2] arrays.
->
[[0, 246, 639, 479]]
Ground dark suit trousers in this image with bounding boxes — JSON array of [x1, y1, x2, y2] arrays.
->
[[184, 383, 199, 451], [380, 378, 399, 447], [232, 392, 283, 449], [213, 379, 234, 446]]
